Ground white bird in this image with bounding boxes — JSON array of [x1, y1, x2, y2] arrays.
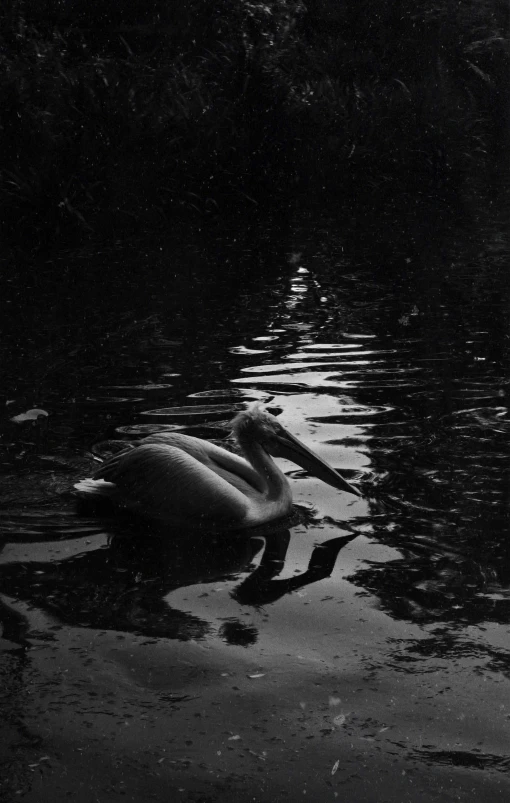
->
[[75, 404, 360, 529]]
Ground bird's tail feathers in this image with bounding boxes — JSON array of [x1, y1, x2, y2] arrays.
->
[[74, 478, 116, 497]]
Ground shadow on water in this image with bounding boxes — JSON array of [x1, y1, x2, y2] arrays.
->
[[0, 513, 357, 649]]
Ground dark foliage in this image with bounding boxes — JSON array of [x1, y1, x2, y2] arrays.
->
[[1, 0, 509, 245]]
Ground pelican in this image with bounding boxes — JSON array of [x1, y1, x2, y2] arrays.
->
[[75, 404, 360, 529]]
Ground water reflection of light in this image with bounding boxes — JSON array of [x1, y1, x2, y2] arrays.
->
[[286, 267, 311, 310]]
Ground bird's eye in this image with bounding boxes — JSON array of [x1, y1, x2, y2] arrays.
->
[[264, 431, 284, 455]]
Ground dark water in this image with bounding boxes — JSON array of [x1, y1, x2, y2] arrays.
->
[[1, 201, 510, 801]]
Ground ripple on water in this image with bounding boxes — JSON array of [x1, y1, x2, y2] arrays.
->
[[139, 403, 247, 422], [114, 422, 232, 438], [187, 388, 272, 402], [233, 372, 359, 390]]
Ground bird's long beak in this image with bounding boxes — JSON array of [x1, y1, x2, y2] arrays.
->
[[275, 429, 361, 497]]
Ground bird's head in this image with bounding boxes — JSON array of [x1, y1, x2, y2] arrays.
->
[[232, 403, 361, 497], [232, 403, 283, 451]]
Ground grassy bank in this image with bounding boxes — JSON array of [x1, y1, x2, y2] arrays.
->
[[1, 0, 509, 246]]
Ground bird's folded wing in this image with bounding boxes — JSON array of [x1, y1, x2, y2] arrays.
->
[[96, 443, 252, 525]]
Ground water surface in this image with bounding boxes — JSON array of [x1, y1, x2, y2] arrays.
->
[[1, 203, 510, 801]]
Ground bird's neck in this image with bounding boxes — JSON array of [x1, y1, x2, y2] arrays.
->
[[241, 440, 291, 503]]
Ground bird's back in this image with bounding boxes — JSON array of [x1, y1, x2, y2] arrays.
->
[[92, 441, 254, 527]]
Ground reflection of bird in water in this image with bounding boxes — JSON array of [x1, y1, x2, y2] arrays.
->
[[75, 403, 360, 529], [233, 533, 359, 607], [0, 529, 360, 648]]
